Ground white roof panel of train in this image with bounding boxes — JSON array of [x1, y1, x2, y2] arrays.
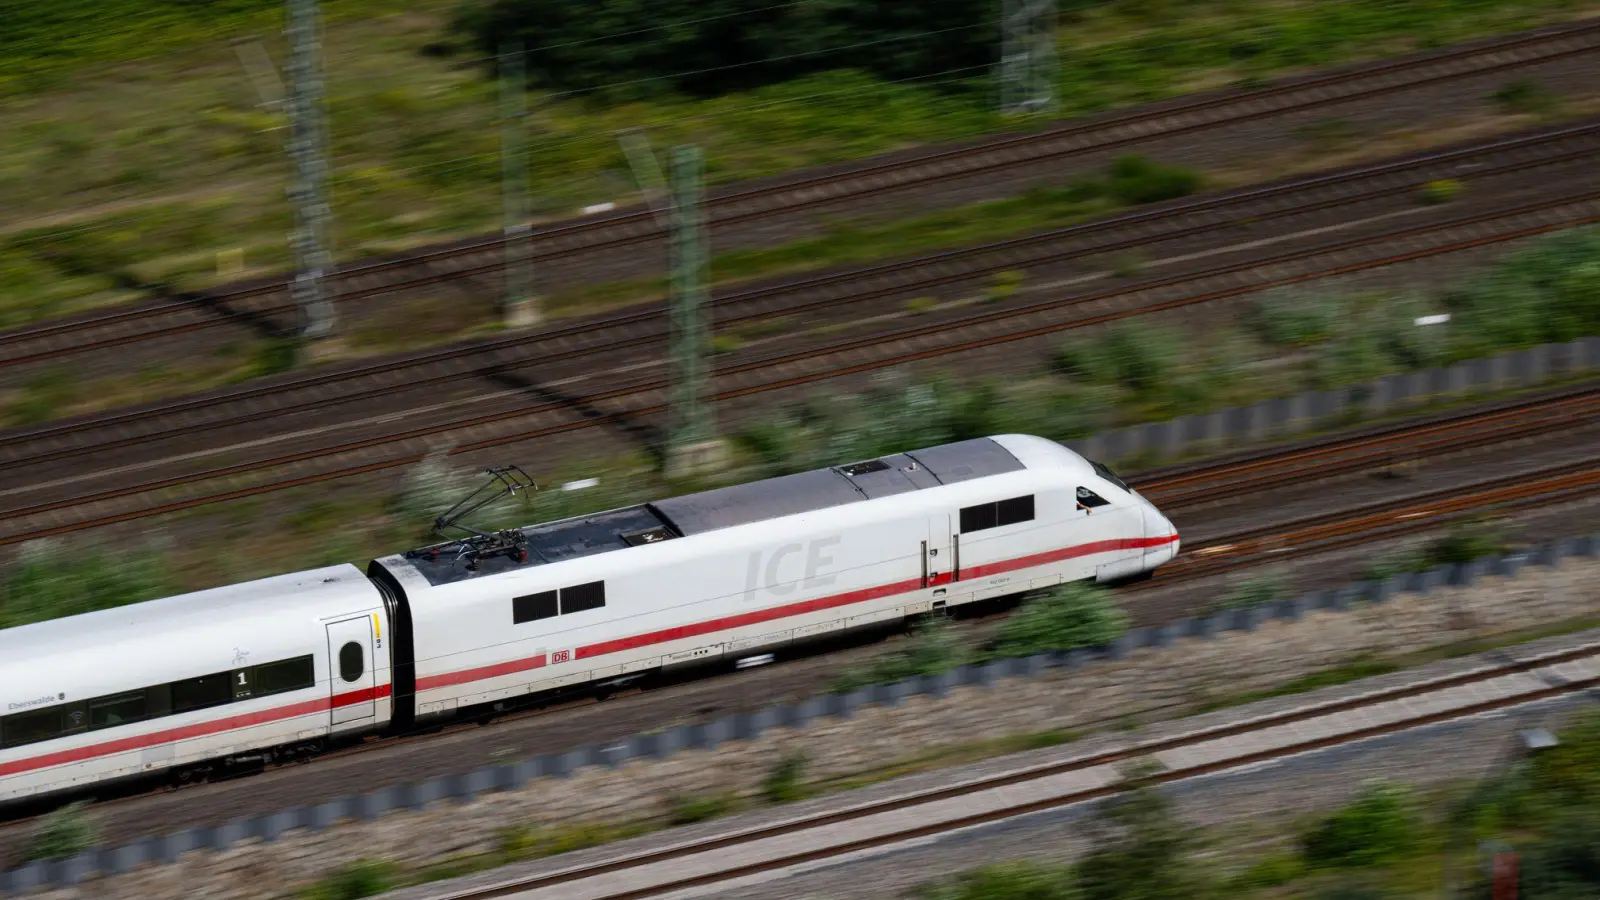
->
[[388, 436, 1034, 588], [0, 564, 377, 704]]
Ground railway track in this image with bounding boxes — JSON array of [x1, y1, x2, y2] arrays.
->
[[0, 400, 1587, 841], [382, 637, 1600, 900], [9, 114, 1599, 477], [1137, 383, 1600, 510], [4, 179, 1598, 546], [7, 17, 1600, 367], [1139, 458, 1599, 588]]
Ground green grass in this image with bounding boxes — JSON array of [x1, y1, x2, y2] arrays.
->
[[545, 174, 1133, 314], [3, 0, 1598, 335], [1197, 655, 1404, 714]]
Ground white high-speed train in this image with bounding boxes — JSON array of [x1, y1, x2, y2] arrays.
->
[[0, 434, 1178, 805]]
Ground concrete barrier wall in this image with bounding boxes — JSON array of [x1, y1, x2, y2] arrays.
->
[[1064, 336, 1600, 467], [4, 530, 1596, 895]]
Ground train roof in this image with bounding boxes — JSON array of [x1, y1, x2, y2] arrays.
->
[[0, 564, 381, 707], [0, 564, 374, 663], [390, 435, 1078, 588]]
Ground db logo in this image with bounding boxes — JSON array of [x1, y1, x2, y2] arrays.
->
[[551, 650, 571, 664]]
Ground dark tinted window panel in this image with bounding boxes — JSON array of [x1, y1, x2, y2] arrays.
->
[[997, 495, 1035, 526], [171, 671, 233, 714], [1091, 460, 1131, 492], [514, 590, 558, 623], [254, 656, 315, 696], [61, 703, 88, 736], [561, 581, 606, 614], [960, 503, 997, 534], [1076, 486, 1110, 508], [146, 684, 173, 719], [837, 459, 890, 477], [339, 642, 364, 683], [1, 707, 62, 749], [90, 692, 148, 730]]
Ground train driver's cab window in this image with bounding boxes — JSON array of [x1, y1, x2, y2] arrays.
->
[[1089, 460, 1131, 493], [1076, 486, 1111, 510]]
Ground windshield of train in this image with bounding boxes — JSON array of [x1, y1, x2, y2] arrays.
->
[[1090, 459, 1131, 493]]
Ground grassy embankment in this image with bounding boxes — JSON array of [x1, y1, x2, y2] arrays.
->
[[2, 0, 1595, 342]]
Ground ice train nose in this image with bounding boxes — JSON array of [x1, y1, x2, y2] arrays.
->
[[1141, 504, 1180, 566]]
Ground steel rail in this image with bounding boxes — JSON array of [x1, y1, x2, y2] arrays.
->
[[394, 642, 1600, 900], [8, 115, 1599, 464], [1138, 386, 1600, 509], [0, 436, 1584, 833], [5, 17, 1600, 361], [1144, 460, 1600, 586], [3, 192, 1596, 545]]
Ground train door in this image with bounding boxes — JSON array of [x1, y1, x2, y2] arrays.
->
[[326, 616, 377, 727], [924, 514, 954, 588]]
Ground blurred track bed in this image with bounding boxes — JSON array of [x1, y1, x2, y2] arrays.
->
[[6, 19, 1600, 371], [0, 389, 1591, 855], [4, 123, 1600, 542]]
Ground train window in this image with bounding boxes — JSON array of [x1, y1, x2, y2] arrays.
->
[[90, 691, 149, 730], [0, 653, 321, 747], [560, 581, 606, 614], [997, 495, 1035, 527], [1090, 460, 1131, 493], [961, 496, 1034, 533], [1076, 486, 1111, 509], [253, 656, 315, 697], [960, 502, 998, 533], [513, 590, 558, 624], [0, 707, 63, 749], [339, 642, 364, 683], [62, 703, 89, 736], [171, 671, 233, 714]]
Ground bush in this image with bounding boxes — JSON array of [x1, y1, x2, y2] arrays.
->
[[1426, 518, 1511, 566], [5, 366, 79, 427], [1443, 227, 1600, 351], [1227, 852, 1307, 890], [301, 860, 399, 900], [762, 752, 809, 804], [1491, 79, 1558, 115], [1301, 780, 1419, 868], [835, 614, 969, 691], [1053, 324, 1181, 394], [25, 801, 99, 863], [1105, 155, 1203, 205], [456, 0, 994, 100], [916, 860, 1079, 900], [667, 792, 740, 825], [1, 539, 171, 629], [1249, 287, 1343, 347], [987, 583, 1129, 660], [1076, 786, 1203, 899]]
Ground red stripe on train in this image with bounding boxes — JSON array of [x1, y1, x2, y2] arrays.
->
[[415, 654, 549, 691], [0, 684, 390, 778], [7, 533, 1179, 779]]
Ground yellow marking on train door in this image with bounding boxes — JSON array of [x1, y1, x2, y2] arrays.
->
[[373, 613, 381, 639]]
